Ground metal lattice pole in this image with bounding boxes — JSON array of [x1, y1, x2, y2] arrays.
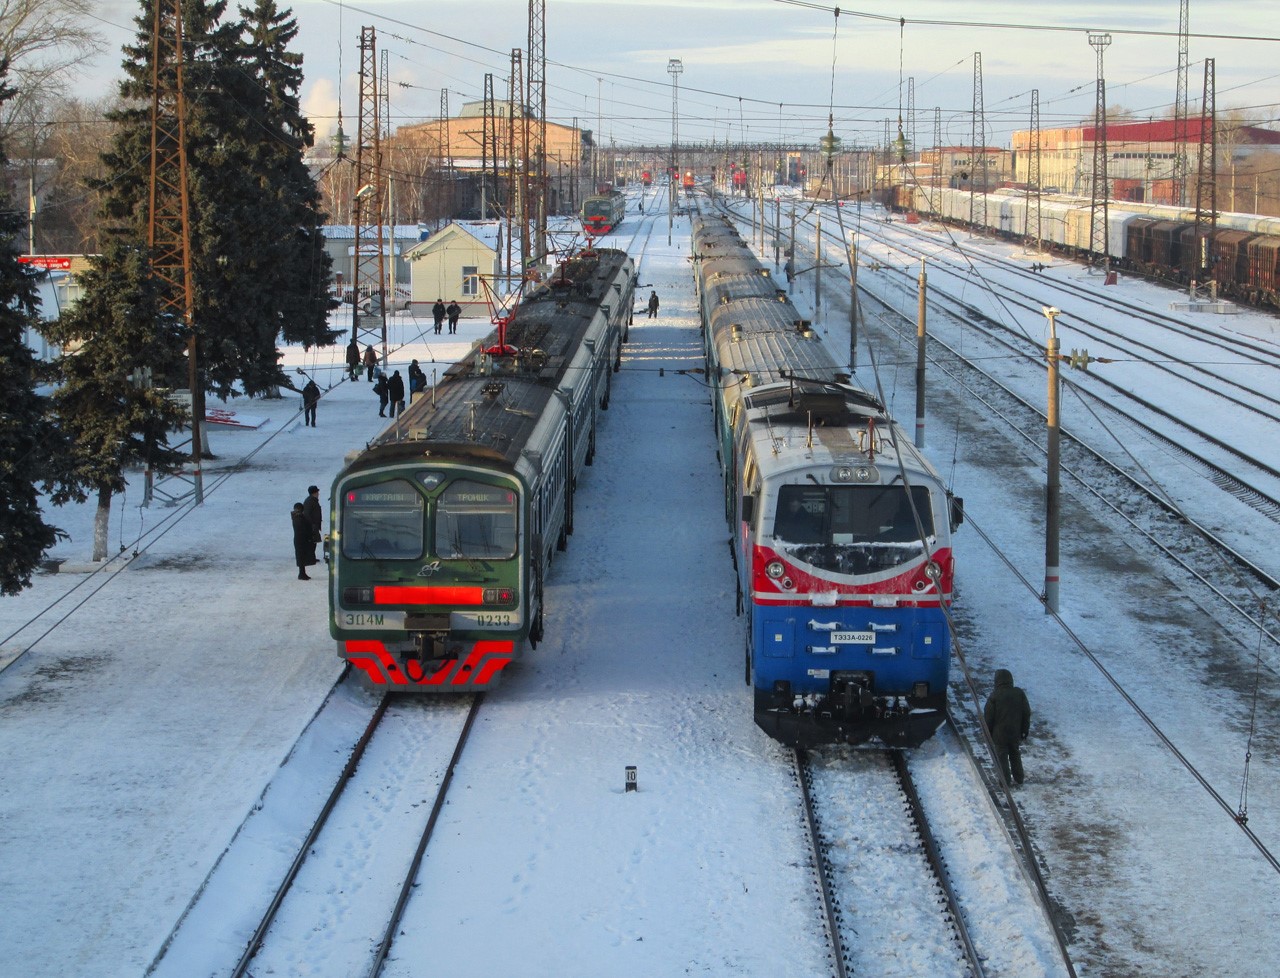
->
[[1173, 0, 1191, 206], [1087, 32, 1112, 269], [1026, 89, 1043, 254], [352, 26, 387, 364], [147, 0, 202, 502], [1192, 58, 1218, 297]]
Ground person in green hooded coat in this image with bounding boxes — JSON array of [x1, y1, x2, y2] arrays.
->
[[984, 668, 1032, 785]]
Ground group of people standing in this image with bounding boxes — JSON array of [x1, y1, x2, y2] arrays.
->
[[432, 299, 462, 335], [291, 485, 323, 580]]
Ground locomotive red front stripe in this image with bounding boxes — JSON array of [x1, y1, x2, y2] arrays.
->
[[374, 585, 485, 605]]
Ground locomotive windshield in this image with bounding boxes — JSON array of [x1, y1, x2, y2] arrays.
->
[[435, 479, 518, 559], [341, 479, 425, 559], [773, 483, 934, 575]]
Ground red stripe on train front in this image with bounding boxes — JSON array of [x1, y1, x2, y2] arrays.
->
[[374, 585, 485, 605]]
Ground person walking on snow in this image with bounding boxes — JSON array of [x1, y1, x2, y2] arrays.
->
[[984, 668, 1032, 786], [301, 379, 320, 427], [647, 290, 660, 318], [363, 344, 377, 381], [446, 300, 462, 334], [373, 369, 389, 417], [432, 299, 446, 335]]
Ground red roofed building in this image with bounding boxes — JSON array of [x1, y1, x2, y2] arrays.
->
[[1010, 119, 1280, 208]]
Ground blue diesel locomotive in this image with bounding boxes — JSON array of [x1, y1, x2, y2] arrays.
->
[[693, 214, 963, 747]]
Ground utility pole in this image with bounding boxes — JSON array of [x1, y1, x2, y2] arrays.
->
[[914, 260, 927, 449], [352, 26, 387, 371], [147, 0, 202, 503], [668, 58, 682, 247], [1043, 306, 1062, 614], [527, 0, 547, 266], [969, 53, 987, 231], [481, 74, 496, 220], [848, 236, 858, 371], [1087, 32, 1112, 271], [814, 210, 822, 317], [1192, 59, 1218, 299], [1026, 89, 1043, 253], [1173, 0, 1191, 206]]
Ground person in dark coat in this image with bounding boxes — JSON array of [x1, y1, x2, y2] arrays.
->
[[363, 344, 378, 381], [346, 338, 361, 380], [301, 379, 320, 427], [373, 369, 389, 416], [432, 299, 446, 335], [387, 370, 405, 417], [408, 359, 426, 402], [983, 668, 1032, 786], [646, 290, 659, 318], [292, 502, 314, 580], [302, 485, 323, 564], [446, 300, 461, 333]]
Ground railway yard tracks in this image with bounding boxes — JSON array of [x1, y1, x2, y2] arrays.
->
[[146, 678, 482, 978], [795, 745, 983, 978], [734, 200, 1280, 660]]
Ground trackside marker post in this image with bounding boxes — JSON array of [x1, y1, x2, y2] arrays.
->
[[625, 765, 637, 792]]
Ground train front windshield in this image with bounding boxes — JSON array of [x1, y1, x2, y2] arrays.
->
[[583, 201, 610, 223], [772, 483, 934, 575], [341, 476, 518, 561]]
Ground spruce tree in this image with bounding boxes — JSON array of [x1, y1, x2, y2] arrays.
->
[[234, 0, 337, 351], [90, 0, 335, 402], [0, 66, 65, 593], [44, 240, 191, 562]]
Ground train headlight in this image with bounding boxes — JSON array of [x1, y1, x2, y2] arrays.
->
[[765, 560, 785, 580], [483, 587, 516, 605], [342, 586, 374, 605], [912, 682, 930, 699]]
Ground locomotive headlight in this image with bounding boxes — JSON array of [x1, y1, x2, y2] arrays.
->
[[765, 560, 785, 579], [831, 464, 878, 483], [342, 586, 374, 604], [483, 587, 516, 605]]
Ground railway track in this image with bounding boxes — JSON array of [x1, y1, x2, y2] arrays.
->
[[795, 746, 985, 978], [146, 681, 482, 978], [721, 199, 1280, 649], [853, 282, 1280, 662]]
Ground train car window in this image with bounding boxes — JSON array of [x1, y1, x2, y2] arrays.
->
[[436, 479, 518, 559], [341, 479, 425, 560]]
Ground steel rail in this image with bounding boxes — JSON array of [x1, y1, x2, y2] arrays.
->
[[793, 748, 849, 978], [889, 749, 991, 978], [369, 693, 484, 977], [229, 690, 392, 978]]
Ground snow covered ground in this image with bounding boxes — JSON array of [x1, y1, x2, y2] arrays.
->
[[1, 196, 1277, 977]]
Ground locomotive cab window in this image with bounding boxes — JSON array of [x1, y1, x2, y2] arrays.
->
[[436, 479, 518, 559], [341, 479, 425, 560], [773, 484, 934, 574]]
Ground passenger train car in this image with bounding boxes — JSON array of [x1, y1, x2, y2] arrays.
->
[[580, 190, 626, 236], [885, 184, 1280, 308], [329, 248, 636, 689], [694, 214, 963, 748]]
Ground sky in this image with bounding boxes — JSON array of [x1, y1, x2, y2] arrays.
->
[[2, 191, 1278, 976], [75, 0, 1280, 152]]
